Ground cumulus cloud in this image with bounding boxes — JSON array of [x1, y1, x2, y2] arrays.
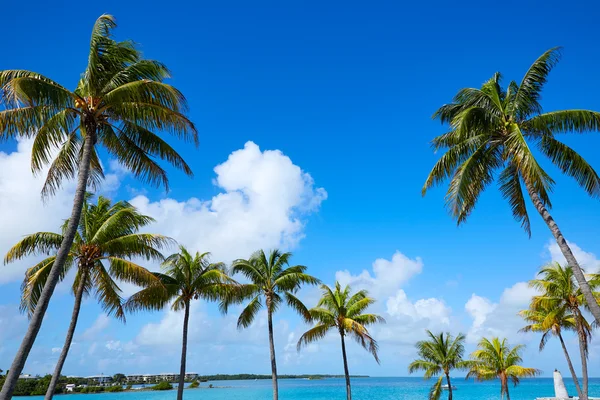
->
[[0, 139, 75, 284], [130, 141, 327, 263], [546, 240, 600, 273], [335, 251, 423, 299], [464, 282, 538, 343]]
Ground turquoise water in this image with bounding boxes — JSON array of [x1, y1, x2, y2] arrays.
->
[[29, 378, 600, 400]]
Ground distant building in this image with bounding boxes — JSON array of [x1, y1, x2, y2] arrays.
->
[[87, 375, 112, 385], [125, 373, 198, 383], [65, 384, 76, 392], [18, 374, 35, 380]]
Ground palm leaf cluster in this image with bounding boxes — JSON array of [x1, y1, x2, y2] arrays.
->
[[298, 282, 384, 362], [5, 195, 170, 320], [227, 249, 320, 328], [126, 246, 235, 313], [423, 48, 600, 236], [467, 337, 539, 400], [408, 331, 469, 400], [0, 14, 197, 197]]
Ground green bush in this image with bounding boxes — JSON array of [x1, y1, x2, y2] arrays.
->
[[189, 380, 199, 389], [126, 384, 133, 390], [80, 386, 104, 393], [105, 385, 123, 392], [151, 381, 173, 391]]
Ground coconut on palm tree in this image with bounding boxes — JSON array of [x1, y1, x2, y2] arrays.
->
[[467, 337, 540, 400], [125, 246, 234, 400], [519, 303, 587, 399], [297, 282, 384, 400], [408, 331, 470, 400], [528, 263, 598, 400], [4, 195, 170, 399], [422, 47, 600, 325], [0, 15, 196, 398], [224, 249, 319, 400]]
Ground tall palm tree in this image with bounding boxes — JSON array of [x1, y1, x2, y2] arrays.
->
[[0, 15, 196, 398], [529, 263, 598, 400], [297, 282, 385, 400], [408, 331, 470, 400], [467, 337, 540, 400], [422, 47, 600, 324], [125, 246, 234, 400], [4, 195, 169, 399], [225, 250, 319, 400], [519, 304, 585, 399]]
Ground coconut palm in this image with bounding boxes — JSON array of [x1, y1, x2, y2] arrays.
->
[[422, 47, 600, 324], [297, 282, 384, 400], [408, 331, 470, 400], [125, 246, 234, 400], [467, 337, 540, 400], [0, 15, 196, 397], [225, 250, 319, 400], [4, 195, 169, 399], [519, 304, 586, 399], [529, 263, 598, 400]]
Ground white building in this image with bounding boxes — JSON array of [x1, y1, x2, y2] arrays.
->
[[87, 375, 112, 385], [65, 384, 76, 392], [125, 373, 198, 383]]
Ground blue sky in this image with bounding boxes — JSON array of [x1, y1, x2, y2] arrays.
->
[[1, 0, 600, 378]]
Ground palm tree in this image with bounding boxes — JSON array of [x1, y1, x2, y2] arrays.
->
[[529, 263, 598, 400], [225, 250, 319, 400], [297, 282, 385, 400], [519, 304, 585, 399], [125, 246, 234, 400], [422, 47, 600, 325], [0, 15, 196, 397], [4, 195, 169, 399], [408, 331, 470, 400], [467, 337, 540, 400]]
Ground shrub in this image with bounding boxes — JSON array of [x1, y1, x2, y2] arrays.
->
[[151, 381, 173, 391], [126, 384, 133, 390], [105, 385, 123, 392], [189, 380, 199, 389]]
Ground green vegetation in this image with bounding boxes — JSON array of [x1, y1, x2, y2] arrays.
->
[[521, 263, 598, 400], [408, 331, 470, 400], [467, 337, 539, 400], [5, 195, 169, 398], [423, 47, 600, 325], [225, 249, 320, 400], [188, 380, 200, 389], [126, 246, 236, 400], [152, 381, 174, 391], [0, 13, 196, 397], [298, 282, 384, 400]]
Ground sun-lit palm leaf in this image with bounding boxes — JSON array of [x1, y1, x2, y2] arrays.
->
[[296, 323, 331, 350]]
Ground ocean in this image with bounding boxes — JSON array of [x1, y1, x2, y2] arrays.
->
[[25, 377, 600, 400]]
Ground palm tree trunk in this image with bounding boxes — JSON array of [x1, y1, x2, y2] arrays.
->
[[44, 269, 88, 399], [445, 373, 452, 400], [267, 307, 279, 400], [177, 299, 190, 400], [0, 132, 95, 400], [525, 183, 600, 324], [574, 317, 589, 400], [558, 332, 583, 399], [340, 331, 352, 400]]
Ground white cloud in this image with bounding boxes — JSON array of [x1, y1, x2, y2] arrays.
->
[[464, 281, 538, 343], [81, 314, 110, 341], [129, 141, 326, 263], [335, 251, 423, 299], [387, 290, 451, 325], [546, 240, 600, 273], [0, 139, 75, 284]]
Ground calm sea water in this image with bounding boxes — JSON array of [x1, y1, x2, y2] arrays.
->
[[26, 378, 600, 400]]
